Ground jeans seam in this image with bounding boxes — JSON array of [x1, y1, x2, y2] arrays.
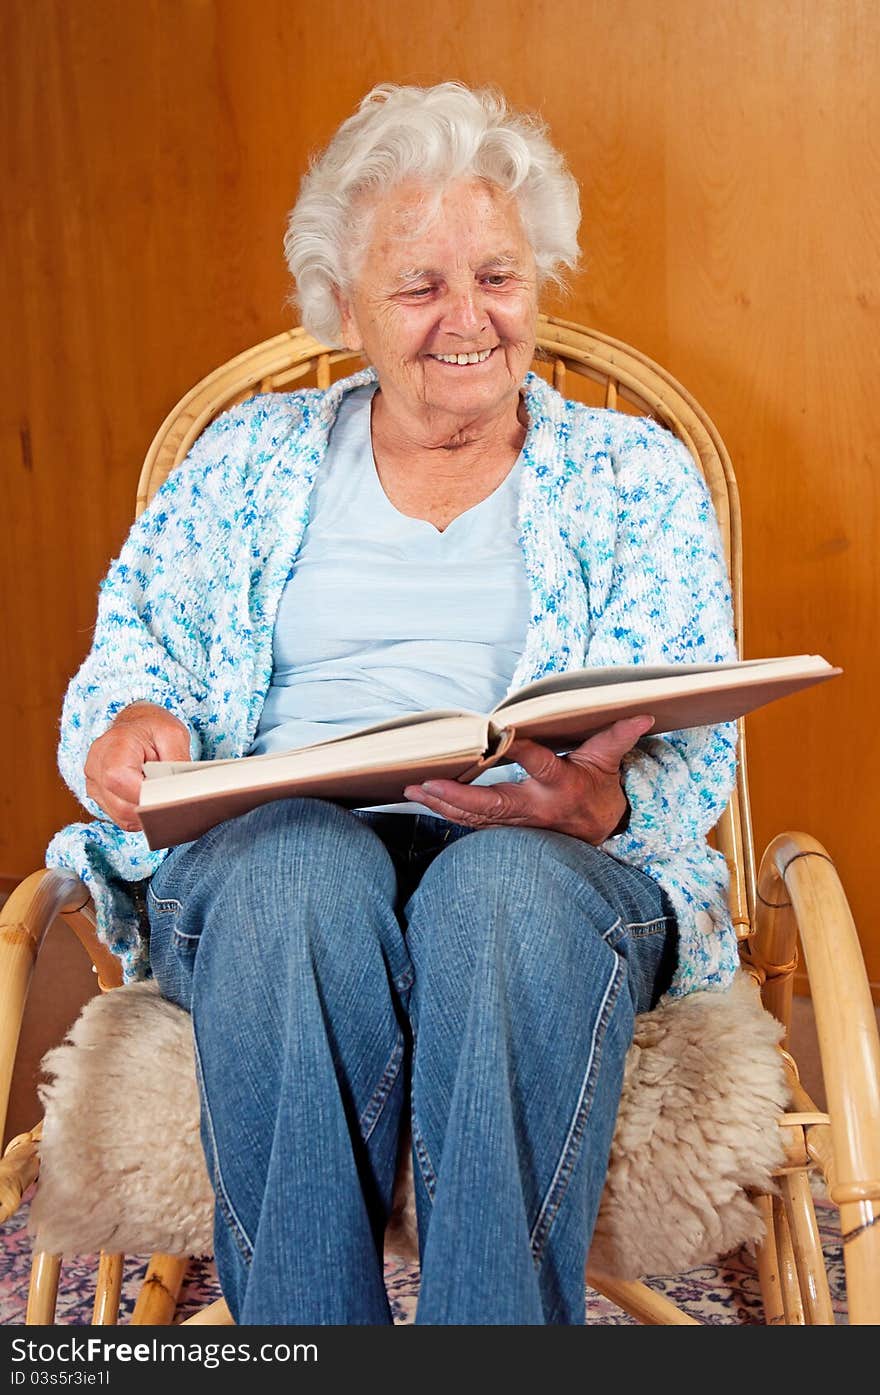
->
[[409, 1036, 438, 1204], [599, 916, 622, 943], [192, 1023, 255, 1265], [410, 1112, 438, 1204], [358, 1029, 406, 1143], [529, 952, 626, 1267]]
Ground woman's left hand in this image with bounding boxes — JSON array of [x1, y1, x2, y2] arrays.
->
[[403, 715, 654, 845]]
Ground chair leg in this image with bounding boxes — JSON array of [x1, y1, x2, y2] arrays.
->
[[586, 1272, 701, 1324], [780, 1170, 835, 1324], [754, 1193, 785, 1325], [773, 1196, 806, 1324], [92, 1252, 124, 1325], [838, 1196, 880, 1327], [26, 1251, 62, 1324], [130, 1254, 189, 1325]]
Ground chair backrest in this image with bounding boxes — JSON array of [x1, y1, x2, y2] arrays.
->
[[138, 314, 756, 939]]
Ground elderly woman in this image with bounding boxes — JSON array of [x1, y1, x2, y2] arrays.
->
[[48, 83, 739, 1325]]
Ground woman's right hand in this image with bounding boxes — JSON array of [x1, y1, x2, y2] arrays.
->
[[84, 702, 191, 832]]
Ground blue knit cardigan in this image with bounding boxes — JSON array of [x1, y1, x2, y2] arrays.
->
[[46, 367, 740, 995]]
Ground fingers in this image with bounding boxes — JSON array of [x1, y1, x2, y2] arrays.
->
[[403, 779, 522, 826], [85, 773, 143, 832], [402, 722, 648, 842], [113, 704, 190, 760], [85, 746, 144, 831], [84, 713, 187, 831], [502, 738, 563, 782], [151, 720, 192, 762], [505, 720, 652, 779], [567, 715, 654, 772]]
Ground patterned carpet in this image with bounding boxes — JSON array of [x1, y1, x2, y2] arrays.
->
[[0, 1193, 847, 1325]]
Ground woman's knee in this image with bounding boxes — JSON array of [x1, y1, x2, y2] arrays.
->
[[221, 797, 394, 891], [408, 824, 620, 947], [152, 796, 400, 969], [408, 823, 676, 1015]]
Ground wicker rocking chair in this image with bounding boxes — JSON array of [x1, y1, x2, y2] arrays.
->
[[1, 316, 878, 1325]]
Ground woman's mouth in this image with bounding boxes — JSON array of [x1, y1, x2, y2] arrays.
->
[[428, 346, 497, 366]]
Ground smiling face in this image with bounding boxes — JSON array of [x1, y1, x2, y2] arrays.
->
[[336, 177, 538, 434]]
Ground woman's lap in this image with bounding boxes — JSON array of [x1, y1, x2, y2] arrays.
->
[[147, 796, 677, 1019]]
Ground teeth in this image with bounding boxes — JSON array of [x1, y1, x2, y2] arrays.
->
[[433, 348, 494, 364]]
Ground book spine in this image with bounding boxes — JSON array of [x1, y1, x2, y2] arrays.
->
[[456, 724, 517, 784]]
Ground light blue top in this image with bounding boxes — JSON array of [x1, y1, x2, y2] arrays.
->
[[249, 383, 532, 814]]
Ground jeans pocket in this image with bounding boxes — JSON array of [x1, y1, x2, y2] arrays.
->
[[147, 882, 195, 943], [146, 883, 181, 916], [615, 916, 679, 1014], [147, 842, 208, 952], [146, 882, 196, 1010]]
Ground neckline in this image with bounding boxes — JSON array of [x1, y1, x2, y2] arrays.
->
[[362, 385, 522, 537]]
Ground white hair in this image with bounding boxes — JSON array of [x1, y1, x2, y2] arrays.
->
[[284, 82, 581, 346]]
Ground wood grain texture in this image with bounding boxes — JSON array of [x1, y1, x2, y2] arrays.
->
[[3, 0, 878, 983]]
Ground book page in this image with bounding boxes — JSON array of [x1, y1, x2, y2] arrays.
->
[[141, 713, 492, 800], [490, 658, 839, 749], [144, 706, 482, 779], [138, 716, 513, 851], [490, 655, 827, 717]]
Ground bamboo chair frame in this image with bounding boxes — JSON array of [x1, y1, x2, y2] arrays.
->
[[1, 314, 877, 1325]]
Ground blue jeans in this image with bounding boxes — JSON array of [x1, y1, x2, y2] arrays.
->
[[147, 797, 677, 1325]]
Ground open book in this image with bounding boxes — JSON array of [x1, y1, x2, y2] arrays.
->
[[137, 654, 840, 850]]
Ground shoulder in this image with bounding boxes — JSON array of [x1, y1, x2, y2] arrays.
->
[[202, 368, 376, 484], [189, 388, 321, 467], [522, 373, 693, 485], [153, 387, 327, 509], [558, 387, 707, 511], [144, 370, 375, 528], [598, 411, 699, 484], [571, 400, 696, 483]]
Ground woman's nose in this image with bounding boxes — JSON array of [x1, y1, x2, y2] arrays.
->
[[441, 288, 486, 336]]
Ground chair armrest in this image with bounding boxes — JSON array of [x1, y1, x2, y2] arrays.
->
[[0, 870, 90, 1141], [758, 832, 880, 1324], [0, 1123, 41, 1223]]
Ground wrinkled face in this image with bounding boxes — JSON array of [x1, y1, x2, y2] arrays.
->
[[337, 177, 538, 426]]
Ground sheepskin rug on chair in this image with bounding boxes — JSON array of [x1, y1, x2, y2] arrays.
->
[[30, 971, 788, 1280]]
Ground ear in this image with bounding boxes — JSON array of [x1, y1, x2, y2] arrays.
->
[[334, 288, 364, 352]]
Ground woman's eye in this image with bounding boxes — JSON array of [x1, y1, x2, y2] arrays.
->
[[407, 286, 434, 298], [484, 275, 509, 288]]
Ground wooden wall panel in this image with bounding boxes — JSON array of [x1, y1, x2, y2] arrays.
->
[[3, 0, 878, 985]]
